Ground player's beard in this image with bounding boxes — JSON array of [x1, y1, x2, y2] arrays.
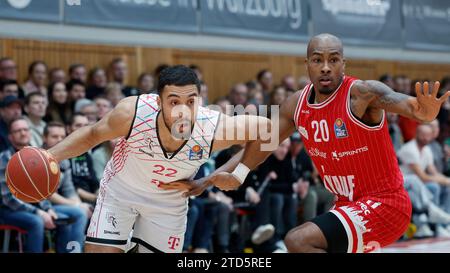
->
[[318, 74, 344, 95]]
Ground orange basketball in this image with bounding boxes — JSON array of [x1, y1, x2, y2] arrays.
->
[[5, 147, 60, 203]]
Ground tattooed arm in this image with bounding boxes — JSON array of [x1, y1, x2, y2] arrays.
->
[[351, 80, 450, 124]]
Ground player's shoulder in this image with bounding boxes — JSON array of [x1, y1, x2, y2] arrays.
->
[[116, 94, 158, 108], [110, 96, 140, 119], [118, 95, 139, 107]]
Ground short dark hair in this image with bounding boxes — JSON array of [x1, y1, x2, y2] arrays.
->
[[8, 117, 27, 132], [68, 112, 86, 127], [66, 79, 85, 91], [157, 65, 200, 95], [69, 63, 85, 75], [44, 121, 66, 137], [25, 91, 45, 105], [0, 79, 18, 92]]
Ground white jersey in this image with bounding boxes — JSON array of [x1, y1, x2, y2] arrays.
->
[[86, 94, 220, 252], [102, 93, 220, 201]]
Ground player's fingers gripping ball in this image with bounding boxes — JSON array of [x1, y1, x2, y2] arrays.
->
[[6, 147, 60, 202]]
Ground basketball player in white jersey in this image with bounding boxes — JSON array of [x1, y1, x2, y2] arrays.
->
[[47, 65, 271, 253]]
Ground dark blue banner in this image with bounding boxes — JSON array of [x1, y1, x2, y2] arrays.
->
[[64, 0, 199, 33], [403, 0, 450, 51], [0, 0, 60, 22], [309, 0, 402, 47], [200, 0, 309, 41]]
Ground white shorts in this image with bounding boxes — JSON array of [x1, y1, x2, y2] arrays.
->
[[86, 188, 187, 253]]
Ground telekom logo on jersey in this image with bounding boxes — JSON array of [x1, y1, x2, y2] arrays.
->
[[168, 236, 181, 250]]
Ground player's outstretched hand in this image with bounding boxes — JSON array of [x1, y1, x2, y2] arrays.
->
[[413, 81, 450, 122]]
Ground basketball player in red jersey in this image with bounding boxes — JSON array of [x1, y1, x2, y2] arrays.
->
[[174, 34, 450, 253]]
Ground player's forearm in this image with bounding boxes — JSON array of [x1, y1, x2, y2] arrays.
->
[[213, 116, 274, 173], [240, 140, 273, 171], [48, 125, 99, 162], [364, 80, 424, 121], [240, 116, 276, 170]]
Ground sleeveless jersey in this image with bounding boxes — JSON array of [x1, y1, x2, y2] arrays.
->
[[100, 93, 220, 205], [294, 76, 405, 207]]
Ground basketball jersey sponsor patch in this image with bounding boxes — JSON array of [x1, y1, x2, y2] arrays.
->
[[189, 145, 203, 161], [334, 118, 349, 138]]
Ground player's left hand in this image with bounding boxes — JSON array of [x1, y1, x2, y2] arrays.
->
[[413, 81, 450, 122]]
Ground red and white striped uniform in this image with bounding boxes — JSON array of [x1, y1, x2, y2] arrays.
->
[[294, 76, 411, 252]]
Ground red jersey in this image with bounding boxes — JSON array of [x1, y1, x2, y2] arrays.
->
[[294, 76, 405, 206]]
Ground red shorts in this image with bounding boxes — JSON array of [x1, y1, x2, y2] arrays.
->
[[330, 190, 412, 253]]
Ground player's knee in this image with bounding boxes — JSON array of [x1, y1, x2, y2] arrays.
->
[[284, 227, 311, 253]]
